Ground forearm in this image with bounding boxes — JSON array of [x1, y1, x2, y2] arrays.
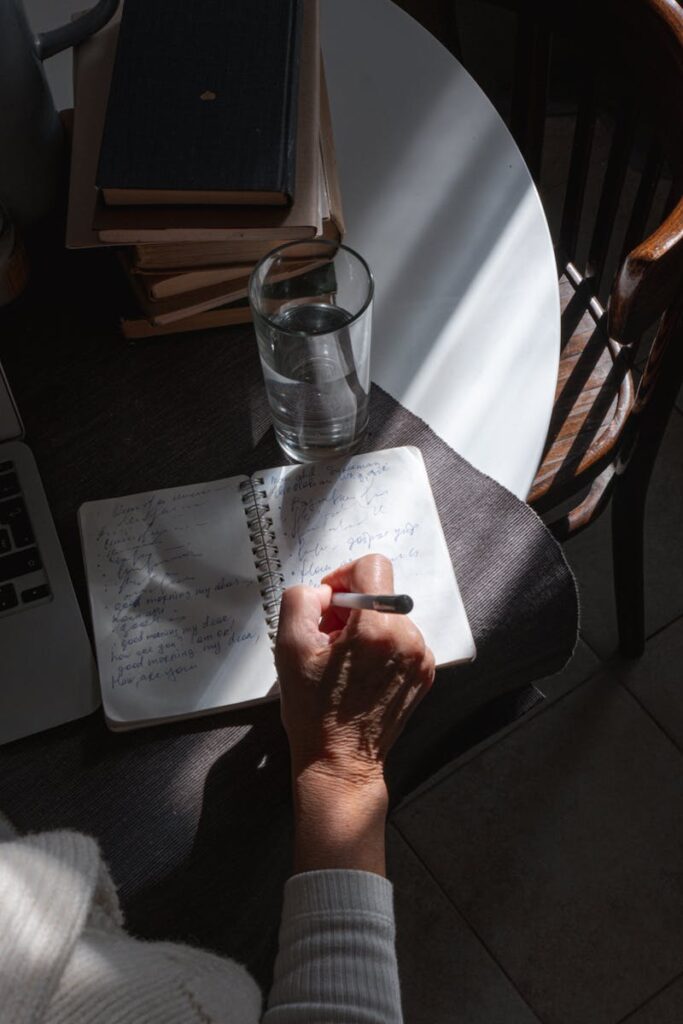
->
[[263, 769, 403, 1022], [292, 767, 388, 876]]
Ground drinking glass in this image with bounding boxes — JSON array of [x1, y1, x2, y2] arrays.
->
[[249, 239, 374, 463]]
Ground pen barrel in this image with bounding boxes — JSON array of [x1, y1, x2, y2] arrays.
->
[[331, 593, 376, 610], [330, 593, 413, 614]]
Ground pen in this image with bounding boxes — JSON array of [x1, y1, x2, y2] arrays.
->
[[330, 593, 414, 614]]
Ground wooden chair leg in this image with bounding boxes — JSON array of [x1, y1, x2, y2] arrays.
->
[[611, 301, 683, 659], [612, 466, 646, 658]]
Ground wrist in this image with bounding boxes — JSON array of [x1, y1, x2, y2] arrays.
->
[[292, 764, 389, 876]]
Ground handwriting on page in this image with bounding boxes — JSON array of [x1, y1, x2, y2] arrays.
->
[[90, 482, 262, 692], [263, 458, 426, 587]]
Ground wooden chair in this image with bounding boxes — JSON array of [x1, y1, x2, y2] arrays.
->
[[427, 0, 683, 657]]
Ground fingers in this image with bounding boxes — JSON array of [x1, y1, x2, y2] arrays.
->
[[321, 554, 395, 632], [322, 553, 394, 596], [277, 584, 332, 660]]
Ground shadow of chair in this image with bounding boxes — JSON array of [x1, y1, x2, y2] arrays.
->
[[393, 0, 463, 57], [427, 0, 683, 657]]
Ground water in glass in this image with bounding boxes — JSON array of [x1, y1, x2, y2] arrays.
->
[[259, 302, 370, 462]]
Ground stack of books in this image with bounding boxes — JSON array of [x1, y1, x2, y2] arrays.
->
[[66, 0, 343, 339]]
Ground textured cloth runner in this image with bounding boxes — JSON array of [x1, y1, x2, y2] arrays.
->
[[0, 382, 577, 990], [358, 385, 578, 794]]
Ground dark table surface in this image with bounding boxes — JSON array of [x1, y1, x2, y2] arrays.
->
[[0, 220, 577, 987], [0, 223, 306, 983]]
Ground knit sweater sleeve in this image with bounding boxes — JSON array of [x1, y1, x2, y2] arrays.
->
[[263, 870, 403, 1023]]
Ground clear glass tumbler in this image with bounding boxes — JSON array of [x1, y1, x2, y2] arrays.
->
[[249, 239, 374, 463]]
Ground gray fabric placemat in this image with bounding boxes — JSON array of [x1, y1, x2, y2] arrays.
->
[[365, 384, 577, 679], [356, 385, 579, 797], [0, 382, 577, 989]]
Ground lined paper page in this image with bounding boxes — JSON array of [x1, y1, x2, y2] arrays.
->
[[260, 447, 475, 665], [79, 477, 275, 727]]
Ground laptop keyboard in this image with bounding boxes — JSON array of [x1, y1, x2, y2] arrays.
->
[[0, 460, 51, 616]]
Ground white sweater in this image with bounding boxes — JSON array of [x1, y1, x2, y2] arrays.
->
[[0, 825, 403, 1024]]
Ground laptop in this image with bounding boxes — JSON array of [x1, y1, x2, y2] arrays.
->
[[0, 361, 100, 745]]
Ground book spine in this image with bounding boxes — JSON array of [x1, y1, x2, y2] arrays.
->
[[280, 0, 304, 199], [240, 478, 284, 642]]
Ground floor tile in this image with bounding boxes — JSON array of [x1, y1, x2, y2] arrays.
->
[[620, 973, 683, 1024], [563, 410, 683, 658], [535, 636, 602, 701], [390, 639, 600, 808], [617, 616, 683, 753], [387, 826, 542, 1024], [393, 674, 683, 1024], [391, 638, 601, 813]]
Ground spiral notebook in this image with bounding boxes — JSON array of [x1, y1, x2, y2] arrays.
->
[[78, 446, 475, 730]]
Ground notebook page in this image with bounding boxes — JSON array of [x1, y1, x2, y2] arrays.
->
[[260, 447, 475, 666], [79, 477, 275, 727]]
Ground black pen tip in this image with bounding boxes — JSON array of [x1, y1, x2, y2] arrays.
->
[[395, 594, 414, 614]]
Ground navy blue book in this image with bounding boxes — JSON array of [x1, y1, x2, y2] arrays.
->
[[97, 0, 303, 206]]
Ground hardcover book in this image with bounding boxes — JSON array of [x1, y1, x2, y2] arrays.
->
[[132, 262, 255, 301], [96, 0, 303, 206], [120, 298, 252, 340], [66, 0, 322, 249]]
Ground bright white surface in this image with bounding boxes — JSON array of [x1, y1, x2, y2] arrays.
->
[[321, 0, 559, 498], [27, 0, 559, 498]]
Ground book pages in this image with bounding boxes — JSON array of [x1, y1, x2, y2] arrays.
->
[[79, 477, 275, 727], [260, 446, 476, 666]]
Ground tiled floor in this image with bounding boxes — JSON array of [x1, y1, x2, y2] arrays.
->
[[388, 5, 683, 1021], [388, 408, 683, 1024]]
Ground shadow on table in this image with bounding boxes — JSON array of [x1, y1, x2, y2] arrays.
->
[[116, 703, 293, 992]]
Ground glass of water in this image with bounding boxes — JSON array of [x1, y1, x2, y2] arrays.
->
[[249, 239, 374, 463]]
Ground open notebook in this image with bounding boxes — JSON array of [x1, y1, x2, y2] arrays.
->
[[79, 446, 475, 730]]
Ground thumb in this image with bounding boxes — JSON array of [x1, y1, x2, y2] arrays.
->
[[276, 584, 333, 659]]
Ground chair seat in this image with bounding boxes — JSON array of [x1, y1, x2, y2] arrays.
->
[[528, 265, 636, 512]]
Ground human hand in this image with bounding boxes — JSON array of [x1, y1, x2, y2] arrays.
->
[[276, 554, 435, 874], [276, 553, 435, 786]]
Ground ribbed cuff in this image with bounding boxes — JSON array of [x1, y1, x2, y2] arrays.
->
[[283, 870, 395, 919], [266, 869, 403, 1022]]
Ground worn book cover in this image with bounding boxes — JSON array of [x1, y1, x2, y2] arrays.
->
[[97, 0, 302, 205], [120, 299, 252, 340], [128, 62, 344, 271], [66, 0, 321, 248], [131, 261, 255, 301]]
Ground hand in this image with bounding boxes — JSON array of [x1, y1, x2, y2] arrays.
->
[[276, 553, 435, 786], [275, 554, 435, 874]]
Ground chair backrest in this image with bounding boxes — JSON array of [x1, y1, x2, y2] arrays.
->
[[455, 0, 683, 447], [500, 0, 681, 303], [398, 0, 683, 365], [403, 0, 682, 324], [607, 0, 683, 347]]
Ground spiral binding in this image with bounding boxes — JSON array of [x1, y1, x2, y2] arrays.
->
[[240, 477, 284, 642]]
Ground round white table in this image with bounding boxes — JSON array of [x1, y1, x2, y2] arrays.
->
[[322, 0, 560, 499], [31, 0, 560, 500]]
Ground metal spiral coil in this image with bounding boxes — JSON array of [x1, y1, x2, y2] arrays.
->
[[240, 477, 284, 641]]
